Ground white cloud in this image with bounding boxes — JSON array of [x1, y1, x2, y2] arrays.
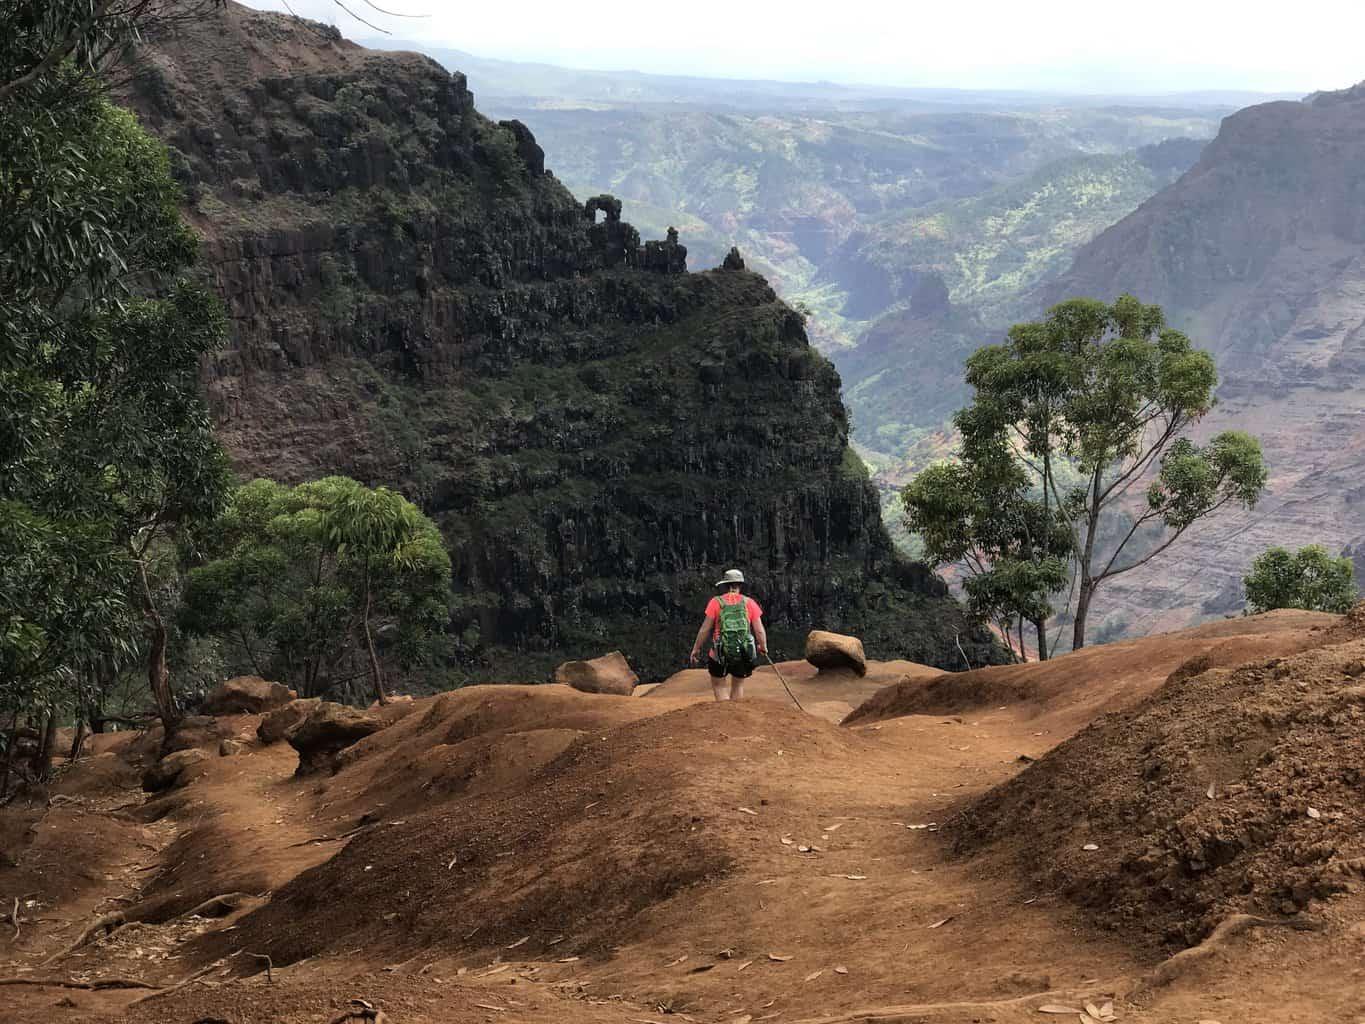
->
[[242, 0, 1363, 93]]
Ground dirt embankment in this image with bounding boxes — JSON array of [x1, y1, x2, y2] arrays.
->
[[949, 625, 1365, 951], [4, 610, 1365, 1024]]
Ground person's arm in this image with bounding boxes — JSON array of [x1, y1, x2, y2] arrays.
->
[[753, 613, 768, 657], [690, 615, 715, 665]]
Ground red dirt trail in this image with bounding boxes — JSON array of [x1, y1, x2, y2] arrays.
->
[[2, 610, 1363, 1024]]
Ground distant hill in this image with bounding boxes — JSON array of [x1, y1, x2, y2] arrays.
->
[[366, 39, 1299, 113], [1039, 82, 1365, 639]]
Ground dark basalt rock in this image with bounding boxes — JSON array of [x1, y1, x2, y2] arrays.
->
[[722, 246, 746, 271], [121, 2, 1002, 682]]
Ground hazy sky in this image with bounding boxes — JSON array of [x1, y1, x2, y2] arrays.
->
[[244, 0, 1361, 94]]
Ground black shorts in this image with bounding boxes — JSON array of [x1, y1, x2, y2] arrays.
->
[[707, 642, 757, 679]]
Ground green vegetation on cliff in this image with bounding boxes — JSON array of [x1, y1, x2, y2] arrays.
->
[[120, 2, 1002, 681]]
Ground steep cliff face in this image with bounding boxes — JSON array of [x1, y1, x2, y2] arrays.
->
[[1043, 84, 1365, 637], [125, 3, 996, 680]]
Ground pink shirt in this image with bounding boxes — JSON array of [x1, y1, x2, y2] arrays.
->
[[705, 593, 763, 641]]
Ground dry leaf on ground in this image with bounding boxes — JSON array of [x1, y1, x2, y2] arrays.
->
[[803, 969, 824, 982], [735, 960, 755, 972], [928, 916, 954, 928], [506, 936, 529, 949], [845, 874, 868, 880], [739, 807, 758, 816], [1082, 843, 1100, 851], [834, 966, 848, 975], [780, 837, 793, 845], [1038, 1006, 1082, 1014], [768, 953, 793, 962]]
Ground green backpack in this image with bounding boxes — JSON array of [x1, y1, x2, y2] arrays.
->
[[716, 597, 753, 662]]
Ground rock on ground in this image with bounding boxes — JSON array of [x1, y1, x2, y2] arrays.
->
[[141, 748, 210, 792], [806, 630, 867, 676], [553, 651, 638, 695], [258, 698, 322, 745], [201, 675, 296, 715], [289, 702, 386, 774], [164, 715, 234, 754]]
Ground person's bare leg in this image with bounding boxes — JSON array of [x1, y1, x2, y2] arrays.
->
[[712, 677, 729, 702], [730, 676, 745, 700]]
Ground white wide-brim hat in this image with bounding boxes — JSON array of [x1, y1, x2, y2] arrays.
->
[[715, 568, 745, 587]]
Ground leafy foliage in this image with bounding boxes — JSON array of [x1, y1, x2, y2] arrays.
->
[[903, 442, 1070, 658], [182, 478, 452, 702], [908, 294, 1267, 653], [0, 6, 229, 745], [1244, 545, 1357, 615]]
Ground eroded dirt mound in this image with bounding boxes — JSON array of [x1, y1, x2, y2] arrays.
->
[[845, 609, 1339, 729], [951, 636, 1365, 950], [215, 691, 856, 966]]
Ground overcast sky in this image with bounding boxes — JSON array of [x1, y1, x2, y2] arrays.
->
[[243, 0, 1361, 94]]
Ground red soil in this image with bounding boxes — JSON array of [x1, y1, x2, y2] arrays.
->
[[1, 612, 1362, 1024]]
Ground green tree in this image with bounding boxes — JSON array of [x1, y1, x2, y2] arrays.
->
[[1, 12, 229, 743], [1244, 545, 1357, 615], [904, 427, 1070, 659], [182, 478, 452, 703], [919, 295, 1267, 652]]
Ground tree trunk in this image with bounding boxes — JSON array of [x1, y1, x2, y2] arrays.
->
[[135, 553, 181, 747], [69, 720, 89, 762], [362, 569, 387, 706], [0, 712, 17, 800], [34, 709, 58, 781], [1034, 617, 1049, 661], [1072, 580, 1094, 651]]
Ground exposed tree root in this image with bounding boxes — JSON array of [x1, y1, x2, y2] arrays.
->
[[179, 892, 257, 920], [287, 824, 372, 848], [41, 911, 126, 965], [0, 976, 159, 990], [127, 960, 225, 1005], [1135, 912, 1324, 992], [791, 989, 1104, 1023]]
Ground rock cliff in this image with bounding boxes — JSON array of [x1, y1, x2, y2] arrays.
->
[[1044, 83, 1365, 637], [123, 3, 997, 681]]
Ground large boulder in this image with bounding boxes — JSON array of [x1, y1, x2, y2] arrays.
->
[[553, 651, 638, 695], [141, 748, 210, 792], [288, 702, 385, 774], [201, 676, 295, 716], [257, 697, 322, 744], [164, 715, 233, 754], [805, 630, 868, 677]]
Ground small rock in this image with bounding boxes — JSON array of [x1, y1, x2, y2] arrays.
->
[[141, 748, 210, 792], [805, 630, 867, 676], [218, 738, 247, 757], [552, 651, 638, 695]]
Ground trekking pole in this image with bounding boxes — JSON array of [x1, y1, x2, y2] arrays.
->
[[763, 652, 805, 713]]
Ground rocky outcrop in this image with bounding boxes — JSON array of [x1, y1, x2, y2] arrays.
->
[[257, 698, 322, 744], [201, 676, 295, 715], [121, 2, 1001, 681], [805, 630, 867, 676], [1042, 84, 1365, 640], [142, 748, 210, 792], [722, 246, 746, 271], [553, 651, 638, 695], [288, 702, 385, 774]]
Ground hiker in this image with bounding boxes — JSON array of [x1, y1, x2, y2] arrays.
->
[[689, 568, 768, 701]]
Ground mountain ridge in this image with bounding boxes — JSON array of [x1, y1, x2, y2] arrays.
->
[[120, 1, 999, 682]]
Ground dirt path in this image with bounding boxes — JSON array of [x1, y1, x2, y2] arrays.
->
[[2, 611, 1360, 1024]]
